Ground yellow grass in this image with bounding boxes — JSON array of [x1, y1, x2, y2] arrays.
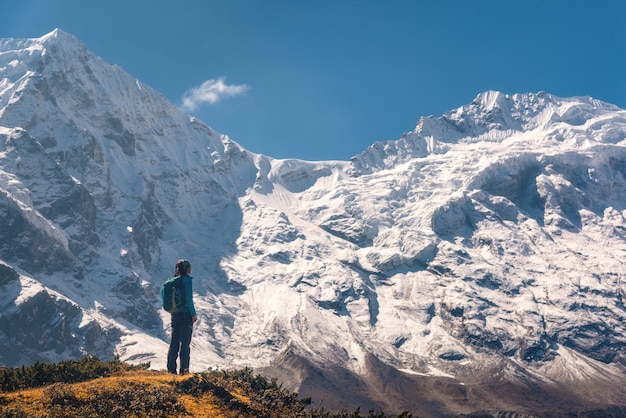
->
[[0, 370, 244, 417]]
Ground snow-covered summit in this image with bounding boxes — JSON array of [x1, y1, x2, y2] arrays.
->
[[351, 90, 626, 174], [1, 30, 625, 416]]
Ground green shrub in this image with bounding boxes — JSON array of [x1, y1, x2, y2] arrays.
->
[[85, 382, 185, 417], [0, 356, 149, 392], [0, 408, 28, 418]]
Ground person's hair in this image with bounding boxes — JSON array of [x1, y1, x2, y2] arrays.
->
[[175, 259, 191, 276]]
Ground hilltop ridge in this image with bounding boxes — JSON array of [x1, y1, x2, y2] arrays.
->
[[0, 357, 412, 417]]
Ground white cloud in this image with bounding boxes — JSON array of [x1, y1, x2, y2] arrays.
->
[[181, 77, 250, 111]]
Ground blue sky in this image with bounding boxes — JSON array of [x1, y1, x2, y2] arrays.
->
[[2, 1, 626, 161]]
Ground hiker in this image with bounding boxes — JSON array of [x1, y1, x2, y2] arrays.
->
[[167, 259, 197, 374]]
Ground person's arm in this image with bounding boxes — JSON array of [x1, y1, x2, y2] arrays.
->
[[183, 275, 197, 320]]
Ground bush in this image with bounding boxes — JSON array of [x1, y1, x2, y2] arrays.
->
[[0, 356, 148, 392], [86, 382, 185, 417], [0, 409, 28, 418]]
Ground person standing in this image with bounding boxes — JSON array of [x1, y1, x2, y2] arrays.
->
[[167, 259, 197, 374]]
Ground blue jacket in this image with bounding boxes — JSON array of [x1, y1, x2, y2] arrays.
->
[[178, 274, 196, 316]]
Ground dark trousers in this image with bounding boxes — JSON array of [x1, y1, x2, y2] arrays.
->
[[167, 312, 193, 374]]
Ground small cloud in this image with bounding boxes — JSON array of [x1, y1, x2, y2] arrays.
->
[[181, 77, 250, 111]]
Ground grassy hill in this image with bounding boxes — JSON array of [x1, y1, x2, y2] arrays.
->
[[0, 357, 412, 417]]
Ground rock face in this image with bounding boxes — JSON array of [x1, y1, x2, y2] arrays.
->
[[0, 30, 625, 416]]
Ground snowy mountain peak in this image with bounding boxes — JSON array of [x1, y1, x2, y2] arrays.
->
[[32, 28, 82, 52], [475, 89, 509, 108], [40, 27, 73, 41], [351, 90, 626, 174], [0, 28, 84, 69], [1, 31, 626, 416]]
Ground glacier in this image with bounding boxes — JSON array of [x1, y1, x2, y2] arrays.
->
[[0, 29, 625, 416]]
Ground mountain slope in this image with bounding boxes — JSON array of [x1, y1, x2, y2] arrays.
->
[[0, 30, 625, 416]]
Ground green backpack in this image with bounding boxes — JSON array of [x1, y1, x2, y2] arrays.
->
[[161, 275, 186, 313]]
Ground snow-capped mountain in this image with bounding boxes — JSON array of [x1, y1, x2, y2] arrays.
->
[[1, 29, 625, 416]]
